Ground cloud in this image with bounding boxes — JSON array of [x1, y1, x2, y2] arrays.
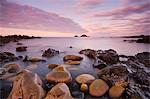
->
[[92, 2, 150, 18], [76, 0, 104, 9], [0, 0, 87, 33], [122, 0, 149, 4]]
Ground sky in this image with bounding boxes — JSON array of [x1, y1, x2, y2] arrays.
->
[[0, 0, 150, 37]]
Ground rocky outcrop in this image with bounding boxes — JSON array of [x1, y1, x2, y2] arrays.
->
[[79, 49, 119, 65], [45, 83, 73, 99], [0, 52, 18, 64], [42, 48, 59, 57]]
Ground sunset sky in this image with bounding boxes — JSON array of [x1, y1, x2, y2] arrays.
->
[[0, 0, 150, 37]]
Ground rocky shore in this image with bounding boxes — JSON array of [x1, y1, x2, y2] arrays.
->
[[0, 35, 41, 46], [123, 35, 150, 44], [0, 46, 150, 98]]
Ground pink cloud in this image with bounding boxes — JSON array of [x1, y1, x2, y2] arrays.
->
[[92, 3, 150, 18], [122, 0, 149, 4], [76, 0, 104, 8], [0, 0, 87, 33]]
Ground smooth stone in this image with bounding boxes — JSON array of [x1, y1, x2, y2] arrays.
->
[[48, 64, 60, 69], [64, 60, 81, 65], [45, 83, 73, 99], [80, 84, 88, 92], [89, 79, 109, 97], [46, 71, 72, 84], [75, 74, 96, 84], [63, 55, 83, 61], [109, 85, 125, 98]]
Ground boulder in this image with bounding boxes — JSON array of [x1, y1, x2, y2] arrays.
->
[[79, 49, 96, 59], [93, 59, 107, 70], [16, 46, 27, 52], [89, 79, 109, 97], [45, 83, 73, 99], [7, 69, 45, 99], [135, 52, 150, 67], [46, 71, 72, 84], [75, 74, 95, 84], [48, 64, 60, 69], [80, 84, 88, 92], [64, 60, 81, 65], [52, 66, 67, 72], [42, 48, 59, 57], [109, 85, 125, 98], [63, 55, 83, 61]]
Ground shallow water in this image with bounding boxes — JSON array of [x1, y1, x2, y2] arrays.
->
[[0, 37, 149, 77]]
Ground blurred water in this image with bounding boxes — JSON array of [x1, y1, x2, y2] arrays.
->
[[0, 37, 149, 78]]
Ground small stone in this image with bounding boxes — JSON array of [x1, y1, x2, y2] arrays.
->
[[63, 55, 83, 61], [52, 66, 66, 72], [80, 84, 88, 92], [72, 91, 84, 99], [89, 79, 109, 97], [75, 74, 95, 84], [109, 85, 125, 98]]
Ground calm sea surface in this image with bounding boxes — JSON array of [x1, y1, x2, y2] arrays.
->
[[0, 37, 150, 78]]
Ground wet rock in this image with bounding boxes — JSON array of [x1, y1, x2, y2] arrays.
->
[[93, 59, 107, 70], [80, 83, 88, 92], [135, 52, 150, 67], [52, 66, 67, 72], [0, 68, 7, 77], [7, 69, 45, 99], [72, 91, 84, 99], [48, 64, 60, 69], [42, 48, 59, 57], [64, 60, 81, 65], [0, 52, 18, 63], [23, 56, 46, 62], [63, 55, 83, 61], [45, 83, 73, 99], [46, 67, 72, 84], [16, 46, 27, 52], [3, 63, 21, 73], [97, 49, 119, 65], [130, 69, 150, 86], [97, 65, 129, 86], [79, 49, 119, 65], [89, 79, 109, 97], [75, 74, 96, 84], [29, 57, 46, 62], [79, 49, 96, 59], [109, 85, 125, 98]]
